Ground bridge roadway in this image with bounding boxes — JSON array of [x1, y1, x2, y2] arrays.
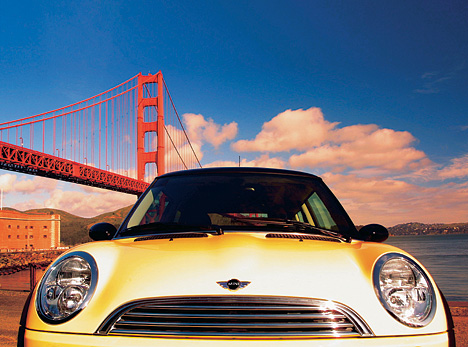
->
[[0, 141, 149, 195]]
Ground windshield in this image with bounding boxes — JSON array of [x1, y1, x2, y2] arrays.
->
[[118, 170, 357, 238]]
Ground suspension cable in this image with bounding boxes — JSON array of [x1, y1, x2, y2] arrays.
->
[[143, 83, 198, 170], [162, 79, 202, 168]]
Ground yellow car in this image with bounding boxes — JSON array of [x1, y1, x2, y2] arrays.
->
[[19, 167, 455, 346]]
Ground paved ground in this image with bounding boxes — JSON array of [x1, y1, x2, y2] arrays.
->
[[450, 301, 468, 347], [0, 291, 26, 347], [2, 291, 467, 346]]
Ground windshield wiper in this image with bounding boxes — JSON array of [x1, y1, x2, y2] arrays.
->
[[225, 216, 351, 243], [123, 222, 223, 236]]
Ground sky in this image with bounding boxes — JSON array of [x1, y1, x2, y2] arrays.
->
[[1, 0, 467, 227]]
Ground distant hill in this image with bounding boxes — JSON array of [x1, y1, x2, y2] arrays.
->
[[4, 207, 468, 245], [4, 206, 132, 246], [388, 222, 468, 236]]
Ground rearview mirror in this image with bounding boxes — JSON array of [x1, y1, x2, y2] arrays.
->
[[89, 222, 117, 241], [359, 224, 389, 243]]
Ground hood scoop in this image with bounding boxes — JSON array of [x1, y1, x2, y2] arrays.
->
[[134, 233, 208, 242], [265, 233, 341, 243]]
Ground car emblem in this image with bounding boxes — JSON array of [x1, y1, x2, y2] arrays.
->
[[217, 278, 251, 291]]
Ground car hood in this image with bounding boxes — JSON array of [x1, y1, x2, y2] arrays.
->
[[26, 232, 448, 336]]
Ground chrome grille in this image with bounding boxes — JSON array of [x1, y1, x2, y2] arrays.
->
[[97, 296, 372, 338]]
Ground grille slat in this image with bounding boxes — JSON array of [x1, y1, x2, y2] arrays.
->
[[125, 312, 347, 320], [141, 304, 326, 311], [98, 296, 372, 338], [115, 320, 355, 329], [108, 329, 361, 338]]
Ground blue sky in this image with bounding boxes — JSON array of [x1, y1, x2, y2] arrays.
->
[[1, 1, 467, 226]]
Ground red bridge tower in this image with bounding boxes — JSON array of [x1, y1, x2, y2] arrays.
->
[[137, 72, 165, 180]]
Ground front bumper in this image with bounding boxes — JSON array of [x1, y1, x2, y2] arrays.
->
[[20, 328, 451, 347]]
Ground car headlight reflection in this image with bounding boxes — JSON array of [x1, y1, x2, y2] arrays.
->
[[36, 252, 98, 323], [373, 253, 435, 327]]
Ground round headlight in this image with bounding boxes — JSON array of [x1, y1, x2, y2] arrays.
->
[[36, 251, 98, 323], [373, 253, 435, 327]]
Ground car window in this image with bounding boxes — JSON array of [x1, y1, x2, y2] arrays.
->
[[306, 193, 338, 231], [127, 190, 170, 227], [120, 172, 356, 237]]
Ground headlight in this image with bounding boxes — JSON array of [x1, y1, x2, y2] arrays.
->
[[36, 251, 98, 323], [373, 253, 436, 327]]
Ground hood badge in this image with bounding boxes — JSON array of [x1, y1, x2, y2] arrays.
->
[[217, 278, 251, 291]]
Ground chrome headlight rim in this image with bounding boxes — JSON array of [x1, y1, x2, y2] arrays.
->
[[373, 252, 436, 328], [36, 251, 98, 324]]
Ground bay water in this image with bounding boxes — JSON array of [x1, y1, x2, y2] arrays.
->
[[386, 233, 468, 301]]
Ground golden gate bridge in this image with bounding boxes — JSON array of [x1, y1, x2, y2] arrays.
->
[[0, 72, 202, 195]]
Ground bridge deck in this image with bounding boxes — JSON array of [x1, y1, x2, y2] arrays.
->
[[0, 141, 149, 195]]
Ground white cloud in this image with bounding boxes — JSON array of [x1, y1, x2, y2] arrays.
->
[[232, 107, 431, 175], [0, 172, 136, 217], [43, 189, 136, 217], [322, 173, 468, 226], [232, 108, 337, 152], [0, 174, 17, 193], [183, 113, 238, 149], [225, 107, 468, 225], [0, 174, 57, 194], [437, 154, 468, 180], [11, 199, 43, 211]]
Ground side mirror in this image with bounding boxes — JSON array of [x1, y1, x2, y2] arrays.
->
[[89, 222, 117, 241], [359, 224, 389, 243]]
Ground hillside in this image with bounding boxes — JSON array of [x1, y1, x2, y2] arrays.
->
[[388, 222, 468, 236], [5, 207, 468, 245]]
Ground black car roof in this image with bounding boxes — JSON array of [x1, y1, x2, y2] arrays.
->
[[157, 167, 321, 180]]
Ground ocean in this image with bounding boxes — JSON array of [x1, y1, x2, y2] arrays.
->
[[386, 233, 468, 302]]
